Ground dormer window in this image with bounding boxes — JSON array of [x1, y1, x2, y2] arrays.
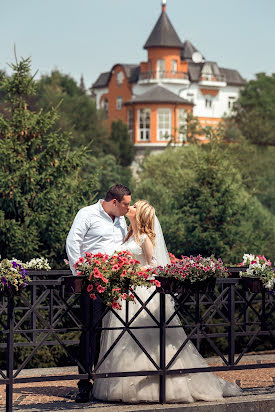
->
[[201, 63, 213, 81]]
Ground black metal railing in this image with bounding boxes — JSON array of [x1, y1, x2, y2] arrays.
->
[[139, 70, 189, 81], [0, 268, 274, 411]]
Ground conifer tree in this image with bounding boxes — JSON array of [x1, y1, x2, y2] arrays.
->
[[0, 57, 98, 266]]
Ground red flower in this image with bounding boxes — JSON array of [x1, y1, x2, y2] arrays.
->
[[101, 276, 109, 283], [112, 301, 121, 310], [89, 293, 96, 300]]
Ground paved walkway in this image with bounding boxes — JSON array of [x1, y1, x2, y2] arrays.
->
[[1, 354, 275, 412]]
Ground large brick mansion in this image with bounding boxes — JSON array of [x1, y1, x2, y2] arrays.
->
[[92, 0, 245, 151]]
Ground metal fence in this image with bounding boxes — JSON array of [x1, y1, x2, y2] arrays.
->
[[0, 269, 274, 411]]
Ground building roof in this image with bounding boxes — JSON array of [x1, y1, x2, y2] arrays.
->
[[92, 71, 111, 89], [219, 68, 246, 86], [188, 62, 246, 86], [144, 9, 182, 49], [125, 85, 193, 105], [181, 40, 205, 61], [92, 64, 139, 89]]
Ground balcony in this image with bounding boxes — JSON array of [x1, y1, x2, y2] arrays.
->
[[199, 73, 227, 88], [139, 70, 190, 85]]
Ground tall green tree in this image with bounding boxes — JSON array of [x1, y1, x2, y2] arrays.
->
[[134, 144, 275, 263], [0, 57, 98, 266], [108, 119, 135, 167], [36, 70, 109, 155], [234, 72, 275, 145]]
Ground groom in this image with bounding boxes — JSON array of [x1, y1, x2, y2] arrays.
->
[[66, 184, 131, 402]]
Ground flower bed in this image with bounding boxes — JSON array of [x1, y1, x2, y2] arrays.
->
[[0, 259, 30, 296], [239, 254, 274, 290], [74, 251, 155, 309], [152, 255, 228, 293]]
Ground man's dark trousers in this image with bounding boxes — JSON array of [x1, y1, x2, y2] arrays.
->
[[77, 292, 105, 390]]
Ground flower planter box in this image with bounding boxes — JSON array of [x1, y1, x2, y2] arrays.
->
[[62, 275, 87, 294], [240, 277, 264, 293], [155, 276, 216, 294]]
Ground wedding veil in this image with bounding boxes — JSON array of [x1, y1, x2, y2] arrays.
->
[[153, 216, 171, 267]]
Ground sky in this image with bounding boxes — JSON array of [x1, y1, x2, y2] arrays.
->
[[1, 0, 275, 89]]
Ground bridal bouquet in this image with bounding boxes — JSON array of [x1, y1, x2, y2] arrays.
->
[[239, 253, 274, 290], [0, 259, 30, 295], [74, 251, 150, 309], [153, 255, 228, 283]]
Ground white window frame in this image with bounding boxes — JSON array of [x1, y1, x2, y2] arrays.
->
[[116, 97, 123, 110], [157, 108, 171, 141], [205, 95, 213, 109], [138, 108, 150, 141], [228, 96, 236, 109], [171, 59, 177, 74], [128, 109, 134, 141], [178, 109, 187, 142], [157, 59, 165, 79]]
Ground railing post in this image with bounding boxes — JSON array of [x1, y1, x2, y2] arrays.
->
[[31, 277, 36, 344], [195, 290, 200, 351], [228, 282, 236, 365], [159, 292, 166, 404], [6, 296, 15, 412]]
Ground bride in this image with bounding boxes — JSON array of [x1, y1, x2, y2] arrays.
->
[[93, 200, 241, 403]]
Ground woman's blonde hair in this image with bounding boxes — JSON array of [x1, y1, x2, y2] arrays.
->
[[124, 200, 156, 246]]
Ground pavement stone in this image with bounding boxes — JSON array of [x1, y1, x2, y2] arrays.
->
[[0, 353, 275, 412]]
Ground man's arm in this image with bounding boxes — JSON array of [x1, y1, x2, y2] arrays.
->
[[66, 208, 89, 275]]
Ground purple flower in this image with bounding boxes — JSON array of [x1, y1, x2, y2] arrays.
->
[[12, 261, 19, 268], [1, 277, 7, 284]]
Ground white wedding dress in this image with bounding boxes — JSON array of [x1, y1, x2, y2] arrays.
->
[[93, 234, 241, 403]]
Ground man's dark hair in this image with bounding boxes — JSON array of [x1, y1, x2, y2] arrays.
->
[[105, 184, 131, 202]]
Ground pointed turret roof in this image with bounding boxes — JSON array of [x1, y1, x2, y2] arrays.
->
[[144, 3, 182, 49], [181, 40, 205, 61]]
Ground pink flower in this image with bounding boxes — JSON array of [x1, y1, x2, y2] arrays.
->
[[112, 287, 121, 292], [112, 264, 119, 271], [79, 257, 84, 263], [112, 301, 121, 310], [89, 293, 96, 300], [87, 284, 93, 292], [97, 285, 105, 293], [101, 276, 109, 283]]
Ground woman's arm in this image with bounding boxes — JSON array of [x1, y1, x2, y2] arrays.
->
[[141, 235, 154, 267]]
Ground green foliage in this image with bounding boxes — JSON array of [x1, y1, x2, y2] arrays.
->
[[108, 119, 135, 167], [36, 70, 109, 155], [134, 143, 275, 263], [90, 154, 132, 201], [0, 57, 98, 266], [234, 72, 275, 145]]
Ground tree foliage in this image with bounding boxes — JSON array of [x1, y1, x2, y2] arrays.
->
[[134, 144, 275, 263], [36, 70, 109, 155], [0, 57, 98, 266], [234, 72, 275, 145], [108, 119, 135, 167]]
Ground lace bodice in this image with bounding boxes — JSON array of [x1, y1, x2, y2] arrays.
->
[[118, 235, 156, 268]]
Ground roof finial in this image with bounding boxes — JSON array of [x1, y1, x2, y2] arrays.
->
[[162, 0, 166, 13]]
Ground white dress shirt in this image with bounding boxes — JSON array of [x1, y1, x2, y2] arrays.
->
[[66, 200, 127, 275]]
